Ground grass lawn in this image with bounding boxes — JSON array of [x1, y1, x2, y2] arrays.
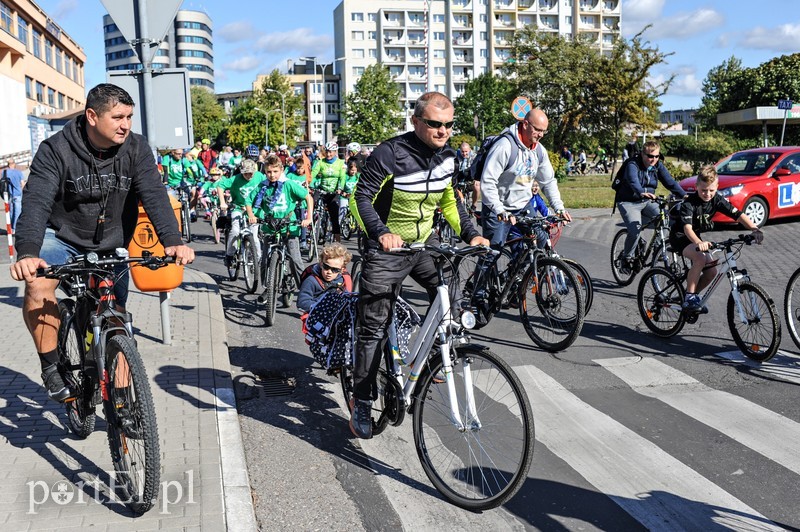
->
[[558, 172, 616, 209]]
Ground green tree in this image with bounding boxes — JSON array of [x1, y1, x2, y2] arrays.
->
[[226, 98, 270, 149], [252, 70, 305, 148], [695, 57, 744, 131], [453, 73, 516, 141], [338, 64, 404, 142], [190, 86, 227, 145]]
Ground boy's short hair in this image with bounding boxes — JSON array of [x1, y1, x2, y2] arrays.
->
[[642, 140, 660, 153], [320, 243, 352, 266], [264, 154, 283, 169], [697, 164, 718, 184]]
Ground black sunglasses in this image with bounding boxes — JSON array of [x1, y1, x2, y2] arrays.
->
[[643, 153, 660, 159], [418, 117, 455, 130], [321, 263, 342, 273]]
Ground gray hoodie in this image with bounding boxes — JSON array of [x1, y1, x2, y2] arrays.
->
[[480, 121, 563, 214], [15, 115, 182, 259]]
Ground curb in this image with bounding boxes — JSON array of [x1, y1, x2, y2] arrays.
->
[[190, 268, 258, 531]]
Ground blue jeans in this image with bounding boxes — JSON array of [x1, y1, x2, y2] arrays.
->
[[10, 195, 22, 231], [39, 229, 131, 307]]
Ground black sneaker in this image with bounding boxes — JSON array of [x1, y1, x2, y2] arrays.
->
[[41, 364, 73, 403], [349, 398, 373, 439], [618, 257, 633, 275]]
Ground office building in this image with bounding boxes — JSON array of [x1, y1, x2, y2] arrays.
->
[[1, 0, 86, 162], [103, 9, 214, 90], [333, 0, 621, 118]]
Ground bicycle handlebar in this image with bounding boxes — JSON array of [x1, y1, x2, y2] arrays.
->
[[696, 233, 757, 252], [387, 242, 498, 258], [37, 251, 176, 278]]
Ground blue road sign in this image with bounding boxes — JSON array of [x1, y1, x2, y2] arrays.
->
[[778, 99, 793, 110], [511, 97, 532, 120]]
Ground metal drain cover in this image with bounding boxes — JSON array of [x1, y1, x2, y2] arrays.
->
[[256, 375, 296, 397]]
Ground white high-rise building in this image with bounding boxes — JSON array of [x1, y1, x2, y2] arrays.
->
[[334, 0, 620, 113]]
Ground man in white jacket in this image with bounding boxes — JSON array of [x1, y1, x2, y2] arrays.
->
[[480, 108, 571, 248]]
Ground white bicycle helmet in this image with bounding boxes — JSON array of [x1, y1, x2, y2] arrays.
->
[[347, 142, 361, 153], [325, 141, 339, 153]]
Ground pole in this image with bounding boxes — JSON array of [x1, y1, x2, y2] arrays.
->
[[136, 0, 156, 155], [159, 291, 171, 345], [321, 63, 328, 145], [3, 191, 13, 263], [781, 108, 789, 147], [265, 111, 269, 149]]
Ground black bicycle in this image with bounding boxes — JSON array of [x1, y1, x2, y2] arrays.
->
[[40, 249, 168, 514], [173, 181, 193, 244], [257, 216, 300, 326], [610, 195, 680, 286]]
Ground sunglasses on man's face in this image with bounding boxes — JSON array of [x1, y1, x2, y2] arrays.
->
[[643, 152, 660, 159], [321, 262, 342, 273], [418, 117, 455, 130]]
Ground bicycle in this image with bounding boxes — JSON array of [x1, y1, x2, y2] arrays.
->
[[256, 216, 300, 326], [784, 265, 800, 350], [338, 243, 534, 510], [432, 206, 457, 247], [454, 216, 585, 352], [40, 249, 168, 514], [338, 192, 357, 241], [170, 182, 193, 243], [222, 208, 260, 294], [610, 195, 681, 286], [637, 234, 780, 362], [539, 215, 594, 315]]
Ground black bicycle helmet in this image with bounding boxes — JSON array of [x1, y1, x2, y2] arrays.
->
[[245, 144, 259, 159]]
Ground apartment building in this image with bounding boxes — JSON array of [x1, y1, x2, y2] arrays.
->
[[0, 0, 85, 162], [333, 0, 620, 117], [103, 9, 214, 90]]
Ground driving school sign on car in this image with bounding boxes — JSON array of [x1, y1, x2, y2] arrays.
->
[[778, 182, 800, 209]]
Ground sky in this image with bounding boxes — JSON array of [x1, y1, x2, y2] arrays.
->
[[34, 0, 800, 112]]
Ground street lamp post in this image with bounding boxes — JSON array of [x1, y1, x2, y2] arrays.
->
[[264, 88, 287, 147]]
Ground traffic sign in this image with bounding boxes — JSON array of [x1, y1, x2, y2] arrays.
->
[[101, 0, 182, 62], [511, 96, 532, 120], [778, 99, 793, 110]]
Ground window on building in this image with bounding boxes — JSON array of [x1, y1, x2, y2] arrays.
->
[[351, 12, 363, 22], [326, 103, 336, 116], [55, 49, 62, 73], [0, 3, 12, 34], [353, 66, 365, 76], [433, 32, 444, 40], [433, 14, 444, 23], [32, 28, 41, 58], [58, 92, 64, 110], [480, 31, 487, 40], [369, 48, 377, 58], [480, 14, 487, 22], [17, 16, 28, 48], [352, 30, 363, 40], [312, 103, 321, 116], [45, 39, 52, 66], [326, 82, 336, 95], [566, 16, 572, 24], [353, 48, 364, 58], [65, 56, 72, 79], [36, 82, 44, 103], [48, 87, 55, 107], [368, 13, 376, 22], [434, 66, 446, 76], [480, 49, 488, 57], [433, 50, 445, 58], [67, 97, 74, 109], [368, 31, 376, 39], [25, 76, 32, 99]]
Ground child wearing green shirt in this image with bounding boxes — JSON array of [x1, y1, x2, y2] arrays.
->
[[217, 159, 266, 266]]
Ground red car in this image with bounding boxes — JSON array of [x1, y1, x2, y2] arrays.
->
[[679, 146, 800, 228]]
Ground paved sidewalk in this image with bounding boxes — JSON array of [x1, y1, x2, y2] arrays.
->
[[0, 265, 256, 531]]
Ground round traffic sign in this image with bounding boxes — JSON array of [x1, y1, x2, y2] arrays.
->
[[511, 96, 532, 120]]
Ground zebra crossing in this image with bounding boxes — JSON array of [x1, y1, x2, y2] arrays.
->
[[514, 357, 798, 531]]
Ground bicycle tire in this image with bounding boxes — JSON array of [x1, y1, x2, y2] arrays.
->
[[341, 212, 352, 240], [58, 300, 95, 439], [519, 257, 584, 352], [242, 233, 260, 294], [562, 258, 594, 316], [610, 229, 636, 286], [105, 335, 160, 515], [637, 267, 686, 337], [226, 231, 240, 281], [412, 344, 534, 511], [263, 251, 280, 326], [728, 281, 781, 362], [277, 254, 291, 308], [181, 199, 192, 243], [349, 257, 362, 293], [785, 268, 800, 350], [210, 210, 221, 244]]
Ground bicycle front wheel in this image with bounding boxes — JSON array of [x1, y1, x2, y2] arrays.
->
[[610, 229, 636, 286], [519, 257, 584, 352], [181, 200, 192, 243], [226, 231, 240, 281], [728, 281, 780, 362], [562, 258, 594, 316], [105, 335, 160, 515], [784, 268, 800, 350], [413, 344, 534, 511], [263, 251, 280, 326], [242, 233, 260, 294], [58, 300, 95, 438], [637, 267, 685, 337]]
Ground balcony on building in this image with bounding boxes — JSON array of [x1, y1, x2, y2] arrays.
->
[[539, 15, 559, 30], [494, 30, 514, 46], [389, 65, 406, 80], [383, 11, 405, 27], [407, 12, 425, 27], [453, 14, 473, 28], [603, 0, 620, 12], [495, 14, 514, 27], [494, 0, 514, 10], [518, 14, 535, 27], [539, 0, 557, 11], [451, 0, 471, 10], [383, 29, 405, 45], [579, 15, 601, 30], [579, 0, 600, 11], [452, 31, 473, 46], [408, 66, 426, 80], [384, 47, 406, 62], [578, 30, 600, 43], [453, 67, 473, 81], [454, 51, 474, 63], [407, 30, 425, 45], [602, 16, 620, 31], [409, 83, 426, 98], [408, 50, 426, 63], [518, 0, 535, 8]]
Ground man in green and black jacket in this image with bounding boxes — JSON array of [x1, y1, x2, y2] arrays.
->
[[347, 91, 488, 439]]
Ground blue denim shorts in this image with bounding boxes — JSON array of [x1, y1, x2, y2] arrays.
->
[[39, 228, 131, 307]]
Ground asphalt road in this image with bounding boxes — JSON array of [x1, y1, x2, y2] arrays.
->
[[189, 210, 800, 531]]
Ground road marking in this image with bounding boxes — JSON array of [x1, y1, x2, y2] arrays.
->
[[714, 350, 800, 385], [597, 356, 800, 476], [517, 364, 782, 531]]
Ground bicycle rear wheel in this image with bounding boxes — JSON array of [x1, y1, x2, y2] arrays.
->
[[519, 257, 584, 352], [728, 281, 780, 362], [181, 199, 192, 243], [58, 300, 95, 438], [637, 267, 685, 337], [225, 231, 240, 281], [413, 344, 534, 511], [610, 229, 636, 286], [242, 233, 260, 294], [105, 335, 160, 515], [784, 268, 800, 350]]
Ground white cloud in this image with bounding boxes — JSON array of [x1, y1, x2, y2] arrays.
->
[[739, 24, 800, 52], [621, 0, 666, 37], [255, 28, 334, 55], [224, 56, 261, 72], [649, 69, 702, 98], [52, 0, 78, 20], [218, 21, 257, 44], [643, 8, 724, 40]]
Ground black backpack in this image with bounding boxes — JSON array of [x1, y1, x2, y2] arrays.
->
[[469, 130, 519, 182], [611, 157, 637, 191], [0, 170, 8, 198]]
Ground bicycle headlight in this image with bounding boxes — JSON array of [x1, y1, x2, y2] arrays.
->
[[86, 252, 99, 264], [460, 310, 476, 330], [719, 184, 744, 198]]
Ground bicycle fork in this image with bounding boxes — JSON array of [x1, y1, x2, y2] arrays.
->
[[728, 271, 758, 325]]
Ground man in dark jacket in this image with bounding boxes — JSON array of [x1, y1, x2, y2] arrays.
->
[[10, 83, 195, 403], [614, 140, 685, 271]]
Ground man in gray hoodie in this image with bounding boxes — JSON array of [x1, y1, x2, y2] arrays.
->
[[480, 108, 572, 248], [9, 83, 195, 403]]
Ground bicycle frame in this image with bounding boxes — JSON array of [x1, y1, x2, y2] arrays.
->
[[694, 244, 752, 323]]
